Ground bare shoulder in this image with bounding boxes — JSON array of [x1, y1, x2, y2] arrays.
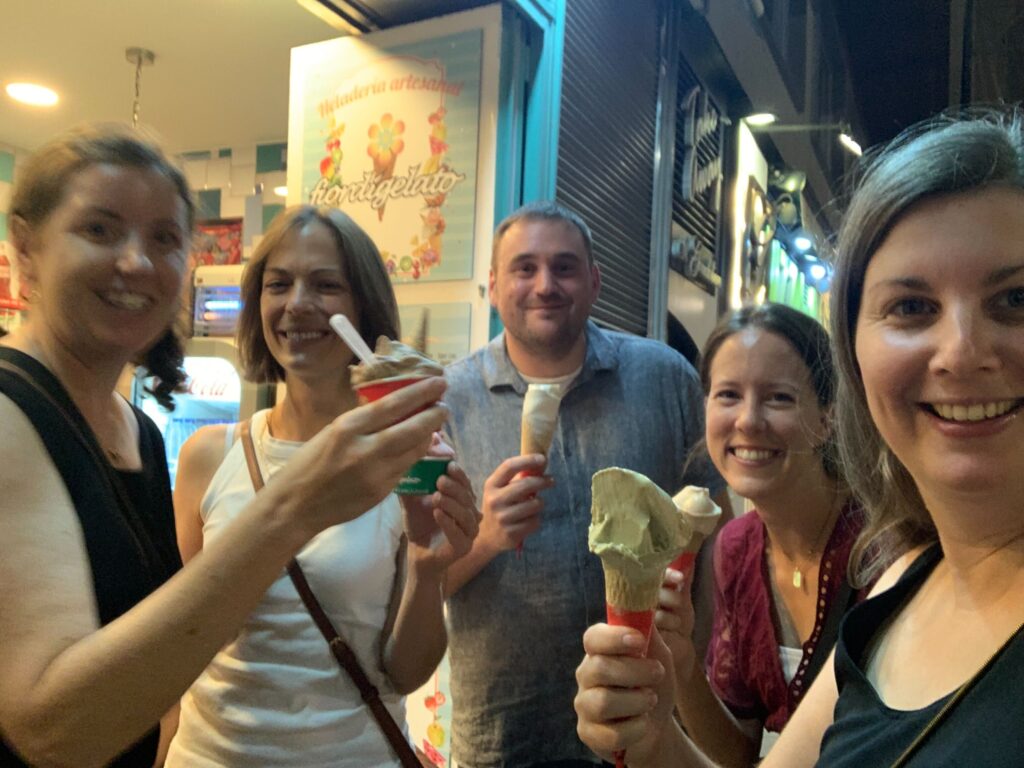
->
[[177, 423, 234, 486]]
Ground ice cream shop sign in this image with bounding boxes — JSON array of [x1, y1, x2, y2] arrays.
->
[[289, 29, 483, 284], [309, 163, 467, 214]]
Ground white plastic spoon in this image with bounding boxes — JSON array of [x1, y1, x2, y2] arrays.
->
[[329, 314, 377, 365]]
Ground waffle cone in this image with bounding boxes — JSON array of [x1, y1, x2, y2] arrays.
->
[[603, 565, 662, 612], [521, 424, 551, 456]]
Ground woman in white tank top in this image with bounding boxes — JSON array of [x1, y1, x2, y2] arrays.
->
[[166, 206, 479, 767]]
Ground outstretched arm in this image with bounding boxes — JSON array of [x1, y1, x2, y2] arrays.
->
[[0, 379, 447, 767]]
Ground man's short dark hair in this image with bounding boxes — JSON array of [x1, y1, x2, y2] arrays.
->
[[491, 201, 595, 268]]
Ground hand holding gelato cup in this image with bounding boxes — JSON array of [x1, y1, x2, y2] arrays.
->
[[349, 336, 447, 495], [667, 486, 722, 580], [350, 336, 444, 403]]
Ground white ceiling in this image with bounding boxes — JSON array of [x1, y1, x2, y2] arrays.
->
[[0, 0, 345, 155]]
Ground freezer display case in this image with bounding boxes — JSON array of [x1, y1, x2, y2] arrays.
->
[[134, 265, 274, 488]]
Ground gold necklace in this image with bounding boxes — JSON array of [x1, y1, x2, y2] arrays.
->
[[770, 497, 841, 590]]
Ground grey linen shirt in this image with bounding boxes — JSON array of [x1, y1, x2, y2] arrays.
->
[[443, 320, 723, 767]]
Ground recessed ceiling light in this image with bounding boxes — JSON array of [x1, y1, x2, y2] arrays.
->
[[6, 82, 59, 107]]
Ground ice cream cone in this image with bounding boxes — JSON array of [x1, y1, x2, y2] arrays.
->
[[666, 486, 722, 579], [515, 384, 564, 554], [373, 156, 396, 221]]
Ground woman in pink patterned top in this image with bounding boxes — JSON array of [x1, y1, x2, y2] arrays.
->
[[655, 303, 865, 766]]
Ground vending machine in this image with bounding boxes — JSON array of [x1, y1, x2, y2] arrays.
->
[[134, 265, 274, 487]]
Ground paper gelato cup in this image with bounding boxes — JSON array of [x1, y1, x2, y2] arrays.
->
[[353, 374, 432, 406], [353, 374, 444, 495], [395, 456, 451, 496]]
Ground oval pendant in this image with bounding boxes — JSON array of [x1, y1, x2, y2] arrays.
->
[[792, 569, 803, 589]]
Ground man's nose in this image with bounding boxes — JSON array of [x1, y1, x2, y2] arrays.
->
[[534, 266, 559, 294]]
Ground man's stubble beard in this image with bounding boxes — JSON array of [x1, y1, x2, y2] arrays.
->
[[509, 316, 586, 362]]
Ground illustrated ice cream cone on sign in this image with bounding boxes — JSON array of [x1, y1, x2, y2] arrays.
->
[[588, 469, 720, 768], [515, 384, 564, 555], [367, 113, 405, 221], [667, 486, 722, 583]]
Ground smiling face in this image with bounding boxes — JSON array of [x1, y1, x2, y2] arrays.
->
[[489, 218, 600, 371], [855, 186, 1024, 499], [259, 220, 359, 383], [705, 327, 829, 507], [15, 163, 189, 362]]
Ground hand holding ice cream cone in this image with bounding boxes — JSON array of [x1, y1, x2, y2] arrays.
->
[[589, 469, 716, 768], [589, 468, 693, 648], [478, 454, 552, 554]]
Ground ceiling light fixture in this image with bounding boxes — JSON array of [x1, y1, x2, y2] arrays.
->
[[748, 120, 864, 156], [6, 82, 58, 107], [744, 112, 778, 127], [125, 47, 156, 129], [273, 186, 288, 197], [838, 131, 863, 157]]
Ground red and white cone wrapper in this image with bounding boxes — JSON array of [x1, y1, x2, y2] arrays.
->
[[514, 384, 563, 556], [606, 597, 656, 768]]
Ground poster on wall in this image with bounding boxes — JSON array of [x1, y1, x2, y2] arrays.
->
[[192, 219, 243, 267], [289, 29, 483, 284], [397, 303, 472, 366], [0, 241, 24, 311]]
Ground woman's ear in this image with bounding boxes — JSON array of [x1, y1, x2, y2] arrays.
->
[[814, 404, 834, 450], [9, 215, 38, 296]]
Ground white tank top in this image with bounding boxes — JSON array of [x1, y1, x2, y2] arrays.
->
[[166, 409, 407, 767]]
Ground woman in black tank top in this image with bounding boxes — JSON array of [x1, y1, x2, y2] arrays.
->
[[574, 110, 1024, 768], [0, 127, 451, 766]]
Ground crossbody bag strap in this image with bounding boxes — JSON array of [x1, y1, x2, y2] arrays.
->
[[239, 419, 422, 768]]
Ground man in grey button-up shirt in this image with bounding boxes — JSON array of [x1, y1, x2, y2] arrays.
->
[[443, 202, 728, 768]]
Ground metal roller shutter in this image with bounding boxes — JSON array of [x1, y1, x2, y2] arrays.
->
[[555, 0, 660, 335]]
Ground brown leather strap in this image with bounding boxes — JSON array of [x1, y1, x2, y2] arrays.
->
[[239, 419, 422, 767]]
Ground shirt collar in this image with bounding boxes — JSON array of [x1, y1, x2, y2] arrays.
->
[[481, 320, 620, 395]]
